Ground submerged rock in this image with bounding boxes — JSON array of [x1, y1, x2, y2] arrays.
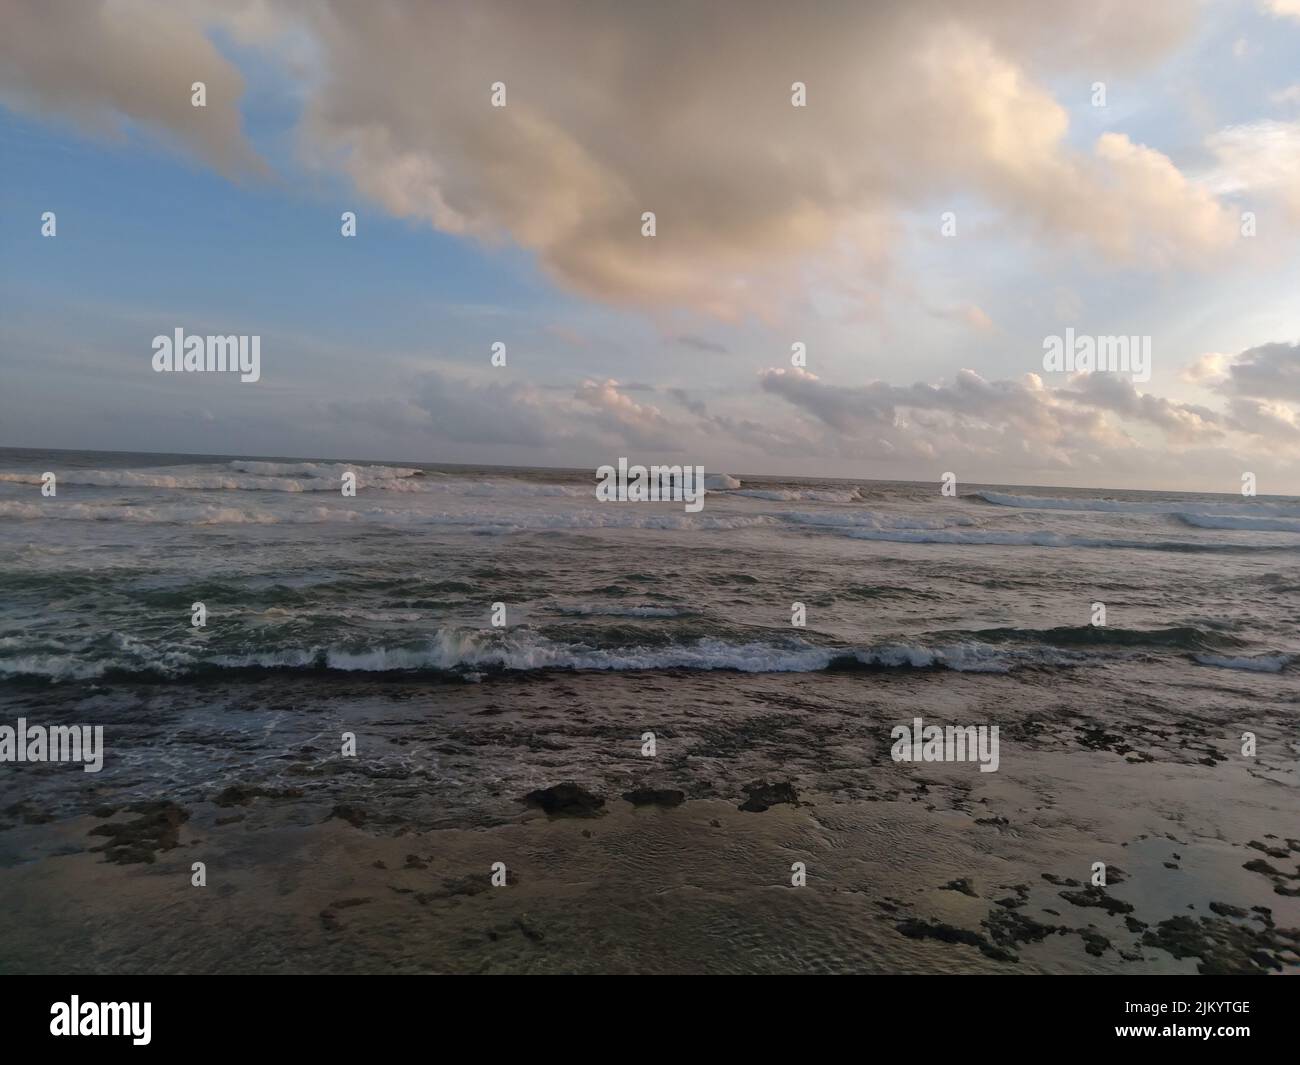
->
[[328, 803, 368, 828], [738, 780, 799, 812], [522, 782, 605, 816], [213, 784, 303, 807], [88, 801, 190, 864], [622, 788, 686, 808]]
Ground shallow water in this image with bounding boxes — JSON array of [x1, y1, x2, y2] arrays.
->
[[1, 448, 1297, 973]]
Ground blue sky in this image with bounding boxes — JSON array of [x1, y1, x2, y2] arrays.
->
[[2, 0, 1300, 491]]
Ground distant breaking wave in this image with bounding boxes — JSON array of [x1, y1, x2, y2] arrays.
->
[[839, 527, 1295, 552], [228, 460, 420, 479], [734, 487, 861, 503], [0, 463, 595, 497], [978, 490, 1300, 519], [1175, 513, 1300, 532], [0, 499, 778, 532]]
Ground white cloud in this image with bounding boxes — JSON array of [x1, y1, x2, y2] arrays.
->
[[0, 0, 1245, 318]]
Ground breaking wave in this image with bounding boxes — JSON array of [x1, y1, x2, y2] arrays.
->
[[1192, 653, 1292, 673], [0, 628, 1070, 682]]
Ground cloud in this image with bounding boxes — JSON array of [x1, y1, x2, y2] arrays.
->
[[0, 0, 265, 177], [1061, 372, 1225, 439], [760, 361, 1293, 467], [1206, 120, 1300, 218], [1208, 340, 1300, 401], [671, 335, 730, 355], [1268, 84, 1300, 108], [931, 303, 995, 331], [1227, 395, 1300, 439], [1182, 352, 1233, 386], [3, 0, 1245, 317], [1265, 1, 1300, 23], [331, 370, 686, 453], [574, 378, 676, 446], [288, 1, 1238, 313]]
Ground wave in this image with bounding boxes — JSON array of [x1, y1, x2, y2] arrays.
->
[[735, 488, 860, 503], [965, 624, 1245, 652], [781, 510, 977, 531], [552, 604, 695, 618], [0, 628, 1061, 681], [1192, 653, 1292, 673], [0, 463, 594, 498], [978, 490, 1300, 519], [0, 499, 779, 531], [1175, 513, 1300, 532], [839, 526, 1296, 551], [228, 460, 420, 480]]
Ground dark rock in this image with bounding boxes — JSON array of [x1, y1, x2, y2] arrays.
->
[[985, 908, 1061, 948], [1077, 929, 1111, 956], [941, 878, 978, 897], [738, 780, 799, 812], [522, 782, 605, 817], [328, 803, 368, 828], [895, 918, 1017, 962], [515, 916, 544, 942], [622, 787, 686, 807], [1059, 885, 1134, 915], [88, 801, 189, 864], [1141, 914, 1299, 975]]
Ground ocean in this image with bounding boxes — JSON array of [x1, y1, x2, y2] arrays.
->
[[1, 447, 1297, 973]]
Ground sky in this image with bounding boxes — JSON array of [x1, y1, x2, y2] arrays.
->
[[2, 0, 1300, 492]]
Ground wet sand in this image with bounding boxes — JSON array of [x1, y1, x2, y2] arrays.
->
[[2, 665, 1297, 974]]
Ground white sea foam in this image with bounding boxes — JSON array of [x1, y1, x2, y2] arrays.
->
[[0, 630, 1033, 680], [0, 498, 779, 532], [735, 488, 860, 503], [780, 510, 978, 530]]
